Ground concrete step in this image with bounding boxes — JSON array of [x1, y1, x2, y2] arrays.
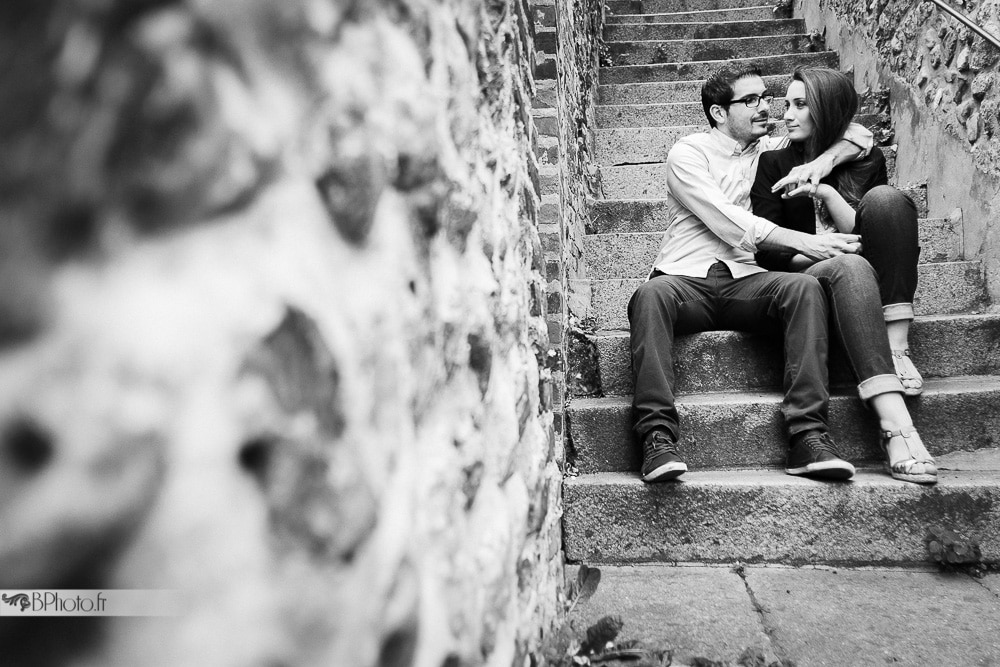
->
[[604, 18, 806, 42], [606, 6, 778, 23], [568, 376, 1000, 473], [601, 159, 904, 198], [599, 51, 838, 85], [596, 99, 789, 129], [567, 564, 1000, 667], [594, 116, 883, 162], [587, 311, 996, 397], [585, 261, 986, 330], [599, 75, 794, 105], [587, 194, 931, 233], [584, 221, 960, 280], [562, 463, 1000, 565], [606, 0, 769, 14], [605, 34, 821, 67]]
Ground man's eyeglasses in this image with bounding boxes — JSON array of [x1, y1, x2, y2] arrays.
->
[[725, 92, 774, 108]]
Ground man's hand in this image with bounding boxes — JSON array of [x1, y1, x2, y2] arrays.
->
[[798, 233, 862, 260], [771, 153, 836, 196]]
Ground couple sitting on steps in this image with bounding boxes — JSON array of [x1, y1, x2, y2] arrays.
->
[[629, 64, 937, 486]]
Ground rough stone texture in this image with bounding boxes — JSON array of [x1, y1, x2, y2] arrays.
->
[[599, 51, 838, 85], [591, 313, 1000, 395], [800, 0, 1000, 303], [567, 565, 774, 665], [569, 564, 1000, 667], [605, 6, 776, 23], [538, 0, 605, 421], [587, 261, 987, 330], [0, 0, 563, 665], [568, 377, 1000, 473], [606, 0, 766, 12], [746, 568, 1000, 666], [604, 18, 806, 42], [563, 469, 1000, 565], [596, 99, 789, 130], [598, 75, 794, 105], [605, 34, 820, 68]]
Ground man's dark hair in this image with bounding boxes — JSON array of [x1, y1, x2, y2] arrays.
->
[[701, 64, 765, 127]]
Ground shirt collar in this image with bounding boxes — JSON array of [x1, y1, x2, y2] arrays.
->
[[709, 127, 760, 157]]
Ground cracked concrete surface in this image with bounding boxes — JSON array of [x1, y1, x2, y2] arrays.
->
[[568, 563, 1000, 666]]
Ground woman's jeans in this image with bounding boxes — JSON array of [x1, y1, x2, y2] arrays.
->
[[803, 185, 919, 400]]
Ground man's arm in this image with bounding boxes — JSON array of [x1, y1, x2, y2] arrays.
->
[[771, 122, 874, 196], [759, 225, 862, 261], [667, 141, 862, 261], [665, 142, 777, 252]]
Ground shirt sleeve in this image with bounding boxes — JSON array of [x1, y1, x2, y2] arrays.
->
[[666, 142, 777, 253]]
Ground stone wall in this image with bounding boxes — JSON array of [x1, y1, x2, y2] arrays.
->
[[798, 0, 1000, 301], [0, 0, 564, 665], [531, 0, 605, 435], [552, 0, 605, 403]]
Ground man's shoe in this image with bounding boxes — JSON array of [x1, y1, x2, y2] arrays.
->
[[641, 431, 687, 482], [785, 430, 855, 480]]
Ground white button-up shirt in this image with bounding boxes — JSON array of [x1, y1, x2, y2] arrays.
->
[[650, 126, 872, 279]]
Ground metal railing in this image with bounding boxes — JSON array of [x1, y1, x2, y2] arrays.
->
[[924, 0, 1000, 50]]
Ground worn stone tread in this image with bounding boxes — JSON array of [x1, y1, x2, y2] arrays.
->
[[584, 220, 959, 279], [566, 564, 1000, 667], [562, 466, 1000, 564], [568, 375, 1000, 473], [600, 52, 838, 85], [584, 261, 986, 330], [606, 6, 777, 23], [596, 99, 790, 128], [599, 75, 794, 105], [605, 34, 822, 67], [586, 311, 997, 397], [604, 18, 806, 42], [595, 118, 883, 164], [606, 0, 769, 13]]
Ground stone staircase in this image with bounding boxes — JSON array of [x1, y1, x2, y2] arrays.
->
[[563, 0, 1000, 567]]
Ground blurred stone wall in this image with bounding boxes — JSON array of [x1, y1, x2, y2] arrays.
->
[[799, 0, 1000, 300], [0, 0, 564, 665]]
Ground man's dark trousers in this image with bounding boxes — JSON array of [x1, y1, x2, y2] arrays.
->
[[628, 261, 831, 445]]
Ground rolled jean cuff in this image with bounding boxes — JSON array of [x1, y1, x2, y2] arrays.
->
[[883, 303, 914, 322], [858, 373, 905, 401]]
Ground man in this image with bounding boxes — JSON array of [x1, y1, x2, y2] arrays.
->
[[630, 64, 871, 483]]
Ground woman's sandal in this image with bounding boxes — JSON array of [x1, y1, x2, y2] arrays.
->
[[891, 349, 923, 396], [881, 427, 937, 484]]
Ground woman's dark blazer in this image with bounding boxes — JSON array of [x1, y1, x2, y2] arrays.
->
[[751, 144, 887, 272]]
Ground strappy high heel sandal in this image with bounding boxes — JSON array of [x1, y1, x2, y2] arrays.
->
[[881, 427, 937, 484], [891, 349, 923, 396]]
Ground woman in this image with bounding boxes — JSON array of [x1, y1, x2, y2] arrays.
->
[[751, 67, 936, 484]]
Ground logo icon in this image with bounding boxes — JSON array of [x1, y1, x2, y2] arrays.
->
[[2, 593, 30, 612]]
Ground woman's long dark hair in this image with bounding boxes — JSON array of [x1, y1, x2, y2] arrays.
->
[[793, 67, 878, 206], [793, 67, 858, 161]]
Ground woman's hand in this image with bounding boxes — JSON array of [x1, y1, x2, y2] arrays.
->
[[779, 182, 835, 201], [770, 154, 836, 195]]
